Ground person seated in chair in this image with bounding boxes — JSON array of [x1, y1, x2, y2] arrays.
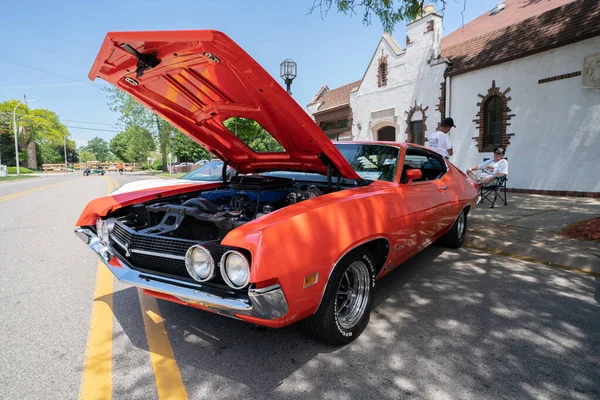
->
[[466, 147, 508, 186]]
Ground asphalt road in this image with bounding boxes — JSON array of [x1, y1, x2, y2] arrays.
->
[[0, 173, 599, 400]]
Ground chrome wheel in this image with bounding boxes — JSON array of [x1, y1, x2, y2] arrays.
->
[[457, 211, 465, 239], [335, 261, 371, 330]]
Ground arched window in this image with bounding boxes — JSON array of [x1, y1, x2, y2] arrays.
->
[[484, 96, 503, 148], [405, 104, 428, 145], [410, 119, 423, 145], [377, 126, 395, 141], [475, 81, 513, 152]]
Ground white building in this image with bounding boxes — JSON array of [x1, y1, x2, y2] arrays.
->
[[308, 0, 600, 196]]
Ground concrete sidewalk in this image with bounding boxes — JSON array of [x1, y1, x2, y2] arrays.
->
[[466, 193, 600, 275]]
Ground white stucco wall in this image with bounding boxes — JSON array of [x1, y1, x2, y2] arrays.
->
[[350, 13, 447, 143], [449, 36, 600, 192]]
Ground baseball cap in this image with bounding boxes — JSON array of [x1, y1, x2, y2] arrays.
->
[[441, 117, 456, 128], [493, 147, 505, 155]]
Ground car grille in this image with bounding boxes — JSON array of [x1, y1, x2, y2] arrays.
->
[[109, 221, 250, 293], [110, 222, 198, 279]]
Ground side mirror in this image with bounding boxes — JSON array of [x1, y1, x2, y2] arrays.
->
[[406, 169, 422, 184]]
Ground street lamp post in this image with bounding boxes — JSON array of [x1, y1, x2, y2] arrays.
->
[[170, 131, 175, 174], [280, 59, 297, 95], [63, 134, 69, 173], [13, 99, 38, 175]]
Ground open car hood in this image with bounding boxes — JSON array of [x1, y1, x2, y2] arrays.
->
[[89, 30, 359, 179]]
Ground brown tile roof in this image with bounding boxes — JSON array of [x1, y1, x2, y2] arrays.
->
[[442, 0, 600, 76], [309, 80, 361, 112], [442, 0, 574, 49]]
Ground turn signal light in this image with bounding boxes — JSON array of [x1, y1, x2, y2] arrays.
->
[[303, 272, 319, 289]]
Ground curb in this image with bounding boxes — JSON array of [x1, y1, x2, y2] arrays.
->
[[465, 234, 600, 276]]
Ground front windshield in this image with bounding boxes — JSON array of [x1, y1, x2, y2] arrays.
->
[[334, 144, 400, 182], [180, 160, 227, 181]]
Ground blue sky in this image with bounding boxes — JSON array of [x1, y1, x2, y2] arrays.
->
[[0, 0, 499, 147]]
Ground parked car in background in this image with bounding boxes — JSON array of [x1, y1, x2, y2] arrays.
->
[[76, 30, 478, 345], [111, 160, 236, 195]]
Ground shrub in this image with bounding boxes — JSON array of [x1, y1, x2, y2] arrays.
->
[[7, 167, 34, 174], [152, 164, 163, 171]]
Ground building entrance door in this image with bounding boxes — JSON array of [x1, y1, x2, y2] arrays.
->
[[377, 126, 396, 141]]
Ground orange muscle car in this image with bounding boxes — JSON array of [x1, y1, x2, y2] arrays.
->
[[75, 30, 478, 345]]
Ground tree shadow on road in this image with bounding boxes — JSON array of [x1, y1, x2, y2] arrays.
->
[[105, 245, 600, 399]]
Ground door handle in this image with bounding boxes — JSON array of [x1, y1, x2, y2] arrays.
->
[[439, 185, 448, 191]]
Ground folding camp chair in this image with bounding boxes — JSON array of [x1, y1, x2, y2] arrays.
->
[[480, 176, 507, 208], [478, 157, 508, 208]]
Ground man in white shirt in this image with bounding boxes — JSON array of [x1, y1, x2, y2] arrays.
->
[[466, 147, 508, 185], [428, 117, 455, 159]]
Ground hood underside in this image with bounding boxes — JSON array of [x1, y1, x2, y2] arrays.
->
[[89, 30, 359, 179]]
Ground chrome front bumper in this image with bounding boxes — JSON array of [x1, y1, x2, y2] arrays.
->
[[74, 228, 288, 320]]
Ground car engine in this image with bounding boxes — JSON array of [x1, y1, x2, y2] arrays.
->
[[101, 174, 330, 285], [111, 174, 325, 242]]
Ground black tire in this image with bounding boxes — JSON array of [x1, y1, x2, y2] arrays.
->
[[302, 249, 376, 346], [440, 208, 467, 249], [100, 171, 105, 176], [83, 172, 89, 176]]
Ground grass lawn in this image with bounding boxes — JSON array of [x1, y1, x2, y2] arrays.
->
[[0, 175, 38, 183]]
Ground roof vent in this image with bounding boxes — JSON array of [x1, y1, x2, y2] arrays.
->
[[490, 2, 506, 16]]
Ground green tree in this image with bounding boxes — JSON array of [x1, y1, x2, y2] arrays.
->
[[174, 131, 211, 162], [83, 137, 110, 162], [105, 87, 176, 171], [78, 150, 96, 163], [125, 125, 156, 164], [37, 143, 63, 164], [310, 0, 453, 32], [0, 100, 74, 167], [109, 131, 132, 162], [224, 117, 284, 152]]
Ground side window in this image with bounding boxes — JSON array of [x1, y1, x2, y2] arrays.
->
[[400, 148, 447, 183]]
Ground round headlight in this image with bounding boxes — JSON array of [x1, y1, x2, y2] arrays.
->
[[220, 251, 250, 289], [96, 218, 109, 244], [185, 245, 215, 282]]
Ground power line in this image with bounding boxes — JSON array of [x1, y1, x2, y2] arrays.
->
[[1, 111, 119, 128], [0, 56, 84, 83], [64, 125, 121, 132], [60, 119, 118, 127]]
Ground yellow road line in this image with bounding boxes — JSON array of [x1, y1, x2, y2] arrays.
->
[[102, 176, 114, 194], [0, 177, 83, 203], [130, 170, 186, 399], [80, 178, 115, 399], [139, 292, 188, 399], [81, 174, 187, 399], [80, 262, 114, 399]]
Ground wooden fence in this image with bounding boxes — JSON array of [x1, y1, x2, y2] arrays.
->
[[42, 164, 68, 173], [43, 162, 140, 173]]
